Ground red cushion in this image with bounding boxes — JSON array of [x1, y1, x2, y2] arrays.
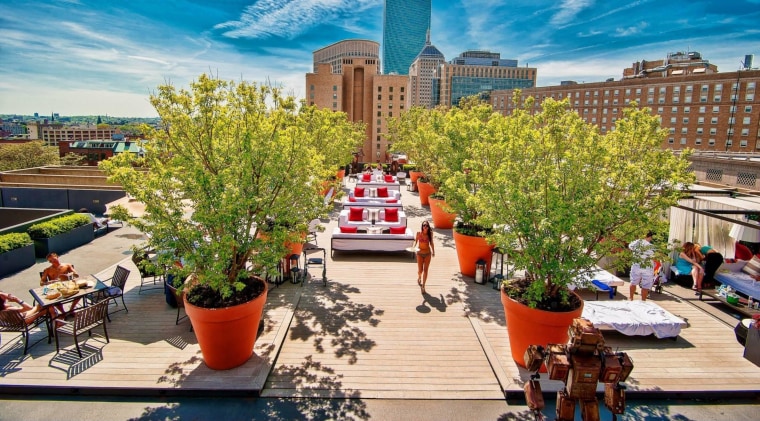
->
[[384, 175, 394, 182], [354, 187, 365, 197], [362, 174, 371, 182], [348, 196, 356, 202], [349, 207, 365, 221], [339, 226, 358, 233], [377, 187, 389, 198], [389, 226, 406, 234], [386, 199, 397, 203], [384, 207, 399, 222], [736, 242, 753, 260]]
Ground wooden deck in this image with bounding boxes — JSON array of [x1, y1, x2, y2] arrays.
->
[[2, 180, 760, 399]]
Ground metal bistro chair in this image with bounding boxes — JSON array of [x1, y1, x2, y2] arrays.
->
[[302, 246, 327, 287], [54, 300, 110, 358], [166, 281, 191, 331], [306, 218, 322, 246], [0, 310, 51, 355], [92, 265, 131, 320], [131, 248, 164, 294]]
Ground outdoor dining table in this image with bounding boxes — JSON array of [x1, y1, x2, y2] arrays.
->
[[28, 277, 109, 315]]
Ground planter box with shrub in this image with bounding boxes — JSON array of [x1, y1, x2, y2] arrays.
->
[[0, 232, 35, 277], [27, 213, 94, 258]]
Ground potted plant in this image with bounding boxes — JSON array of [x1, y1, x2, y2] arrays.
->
[[389, 99, 496, 276], [428, 193, 456, 229], [0, 232, 35, 277], [467, 95, 693, 367], [102, 74, 363, 370], [27, 213, 93, 258]]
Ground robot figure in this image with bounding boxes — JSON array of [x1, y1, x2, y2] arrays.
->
[[523, 318, 634, 421]]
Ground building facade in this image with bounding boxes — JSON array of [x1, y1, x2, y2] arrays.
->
[[307, 45, 407, 162], [312, 39, 380, 76], [382, 0, 431, 75], [490, 54, 759, 152], [437, 50, 537, 107], [26, 121, 116, 147], [58, 134, 143, 166], [408, 30, 445, 108]]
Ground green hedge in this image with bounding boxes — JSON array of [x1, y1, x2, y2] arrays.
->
[[27, 214, 91, 239], [0, 232, 33, 253]]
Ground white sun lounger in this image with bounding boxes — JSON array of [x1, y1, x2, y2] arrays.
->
[[581, 300, 686, 338]]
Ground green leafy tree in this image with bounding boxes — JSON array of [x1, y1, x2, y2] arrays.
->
[[468, 95, 694, 309], [0, 141, 60, 171], [59, 152, 86, 166], [101, 74, 362, 306]]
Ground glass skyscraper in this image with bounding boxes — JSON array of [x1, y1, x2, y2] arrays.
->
[[382, 0, 431, 75]]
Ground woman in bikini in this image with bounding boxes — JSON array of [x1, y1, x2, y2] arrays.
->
[[413, 221, 435, 294]]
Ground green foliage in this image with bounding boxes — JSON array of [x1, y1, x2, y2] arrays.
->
[[0, 141, 60, 171], [0, 232, 33, 253], [465, 94, 694, 308], [100, 74, 363, 303], [27, 214, 91, 239], [59, 152, 86, 166]]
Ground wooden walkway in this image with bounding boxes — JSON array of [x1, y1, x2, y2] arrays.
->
[[2, 181, 760, 399]]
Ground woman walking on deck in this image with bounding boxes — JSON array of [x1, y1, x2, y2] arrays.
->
[[413, 221, 435, 294]]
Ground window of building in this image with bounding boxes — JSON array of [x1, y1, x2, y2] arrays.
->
[[584, 100, 589, 105], [673, 96, 680, 103], [674, 87, 681, 94], [699, 106, 706, 113], [711, 117, 718, 124], [742, 128, 750, 137], [333, 93, 337, 99], [669, 128, 675, 134], [603, 109, 608, 114], [333, 102, 337, 108], [685, 96, 692, 103], [659, 87, 666, 95], [625, 89, 631, 95], [697, 128, 704, 134], [749, 82, 756, 89], [591, 117, 597, 123], [648, 87, 655, 94], [715, 84, 723, 91], [670, 117, 677, 124], [695, 138, 702, 145], [613, 99, 618, 105], [604, 99, 609, 105], [333, 85, 337, 91], [388, 103, 393, 109], [686, 85, 693, 93], [614, 89, 619, 95], [684, 106, 691, 114], [400, 95, 404, 101], [746, 106, 753, 113], [602, 117, 607, 123], [701, 84, 709, 92], [747, 94, 755, 101], [683, 117, 689, 124], [389, 87, 394, 92], [681, 128, 688, 134], [657, 107, 664, 114], [636, 88, 642, 95], [377, 128, 381, 133], [604, 90, 610, 96], [585, 91, 590, 97], [713, 106, 720, 113], [378, 87, 382, 92], [668, 137, 674, 144], [700, 96, 708, 103], [726, 139, 733, 147], [377, 111, 382, 117], [729, 117, 735, 125], [671, 107, 678, 113], [309, 93, 314, 99], [710, 128, 717, 135], [708, 138, 716, 146], [698, 117, 705, 124], [310, 84, 314, 90], [659, 98, 665, 104], [740, 140, 748, 148], [378, 94, 382, 100], [680, 138, 687, 145]]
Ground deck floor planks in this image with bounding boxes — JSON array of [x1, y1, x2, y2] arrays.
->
[[2, 179, 760, 398]]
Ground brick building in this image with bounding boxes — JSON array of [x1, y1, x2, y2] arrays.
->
[[490, 51, 759, 152], [307, 40, 407, 163], [26, 121, 115, 147]]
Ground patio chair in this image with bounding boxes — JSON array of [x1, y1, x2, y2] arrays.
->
[[166, 282, 191, 331], [306, 218, 322, 246], [54, 300, 110, 357], [93, 265, 131, 320], [0, 309, 51, 355], [131, 248, 163, 294]]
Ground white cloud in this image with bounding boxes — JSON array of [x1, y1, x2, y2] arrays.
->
[[550, 0, 594, 26], [214, 0, 381, 40], [614, 22, 649, 37]]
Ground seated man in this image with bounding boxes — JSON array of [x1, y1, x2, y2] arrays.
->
[[40, 252, 79, 285]]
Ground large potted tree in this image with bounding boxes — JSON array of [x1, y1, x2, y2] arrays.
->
[[467, 95, 693, 367], [102, 74, 362, 370]]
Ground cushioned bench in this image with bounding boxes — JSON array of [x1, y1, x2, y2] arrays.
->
[[338, 208, 407, 229], [341, 200, 404, 210], [330, 227, 414, 257], [347, 190, 401, 202], [355, 181, 402, 192]]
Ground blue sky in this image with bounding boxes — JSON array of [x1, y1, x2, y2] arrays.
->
[[1, 0, 759, 117]]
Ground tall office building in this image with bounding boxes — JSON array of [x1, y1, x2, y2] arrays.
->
[[382, 0, 431, 75], [490, 51, 760, 153], [408, 30, 445, 108]]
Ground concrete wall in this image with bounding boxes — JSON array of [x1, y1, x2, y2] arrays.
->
[[1, 187, 126, 214], [0, 208, 70, 235]]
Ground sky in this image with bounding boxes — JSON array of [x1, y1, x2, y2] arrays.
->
[[1, 0, 759, 118]]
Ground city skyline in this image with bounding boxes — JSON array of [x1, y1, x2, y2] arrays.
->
[[1, 0, 759, 118]]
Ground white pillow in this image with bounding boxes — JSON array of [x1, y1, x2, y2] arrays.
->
[[718, 260, 748, 273]]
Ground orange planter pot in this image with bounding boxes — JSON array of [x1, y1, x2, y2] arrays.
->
[[501, 290, 583, 369], [409, 171, 423, 183], [429, 197, 456, 229], [453, 230, 494, 277], [185, 278, 268, 370], [417, 180, 437, 206], [336, 169, 345, 181]]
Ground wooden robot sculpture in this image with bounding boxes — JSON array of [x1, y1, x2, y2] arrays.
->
[[523, 318, 634, 421]]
